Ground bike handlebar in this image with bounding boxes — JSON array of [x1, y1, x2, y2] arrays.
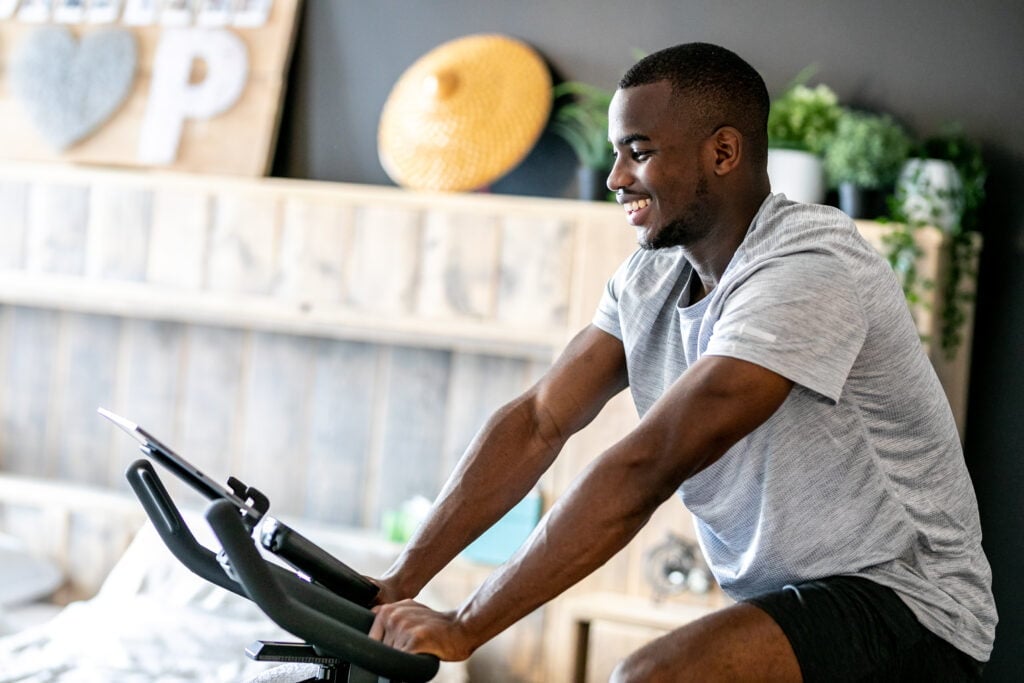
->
[[124, 459, 439, 682], [206, 499, 440, 682]]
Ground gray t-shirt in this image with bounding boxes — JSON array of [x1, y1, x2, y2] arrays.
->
[[593, 193, 996, 661]]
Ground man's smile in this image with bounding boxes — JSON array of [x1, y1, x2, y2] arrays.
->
[[621, 197, 652, 226]]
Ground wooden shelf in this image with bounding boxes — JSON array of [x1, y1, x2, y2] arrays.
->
[[0, 271, 562, 360]]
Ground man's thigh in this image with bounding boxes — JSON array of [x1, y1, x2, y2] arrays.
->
[[611, 576, 983, 683], [610, 601, 800, 683]]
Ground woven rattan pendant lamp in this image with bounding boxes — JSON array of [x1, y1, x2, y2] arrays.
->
[[378, 34, 552, 192]]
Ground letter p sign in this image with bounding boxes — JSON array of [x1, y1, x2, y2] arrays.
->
[[138, 28, 248, 165]]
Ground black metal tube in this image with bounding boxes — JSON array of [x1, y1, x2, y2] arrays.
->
[[206, 499, 439, 682]]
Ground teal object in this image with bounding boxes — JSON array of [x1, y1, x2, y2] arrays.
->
[[462, 490, 542, 565]]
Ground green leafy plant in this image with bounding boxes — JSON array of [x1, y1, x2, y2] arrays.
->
[[885, 124, 986, 358], [767, 66, 842, 154], [823, 109, 912, 189], [550, 81, 614, 171]]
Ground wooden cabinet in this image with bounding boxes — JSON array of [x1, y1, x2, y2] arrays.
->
[[557, 592, 721, 682]]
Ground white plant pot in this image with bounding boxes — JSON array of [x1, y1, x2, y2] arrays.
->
[[767, 148, 826, 204], [898, 158, 963, 233]]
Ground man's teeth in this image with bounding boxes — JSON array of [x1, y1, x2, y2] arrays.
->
[[626, 198, 651, 212]]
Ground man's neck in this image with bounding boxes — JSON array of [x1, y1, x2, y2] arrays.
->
[[684, 190, 768, 299]]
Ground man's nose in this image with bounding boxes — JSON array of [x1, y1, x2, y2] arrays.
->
[[606, 156, 631, 193]]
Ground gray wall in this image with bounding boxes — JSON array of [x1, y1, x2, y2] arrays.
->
[[272, 1, 1024, 679]]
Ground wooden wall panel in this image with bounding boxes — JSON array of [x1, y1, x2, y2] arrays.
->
[[146, 186, 210, 290], [372, 346, 451, 527], [84, 184, 153, 281], [237, 330, 315, 515], [418, 211, 501, 321], [277, 197, 352, 304], [346, 206, 421, 315], [304, 339, 380, 526], [111, 319, 186, 485], [53, 313, 122, 487], [206, 191, 281, 295], [174, 324, 248, 508], [496, 216, 573, 328], [0, 306, 60, 476], [440, 353, 532, 478], [24, 182, 90, 275], [0, 179, 28, 269]]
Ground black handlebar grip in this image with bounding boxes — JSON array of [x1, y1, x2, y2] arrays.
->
[[206, 499, 440, 683], [125, 459, 248, 597], [261, 518, 380, 607]]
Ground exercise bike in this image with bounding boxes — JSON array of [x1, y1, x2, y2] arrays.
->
[[100, 408, 440, 683]]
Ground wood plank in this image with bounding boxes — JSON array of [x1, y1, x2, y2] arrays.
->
[[496, 215, 574, 328], [371, 346, 451, 527], [346, 205, 421, 316], [565, 213, 637, 330], [440, 353, 531, 478], [237, 330, 315, 515], [109, 318, 186, 485], [52, 312, 122, 487], [276, 196, 352, 304], [24, 181, 90, 275], [84, 183, 153, 281], [304, 338, 380, 526], [417, 210, 501, 321], [0, 179, 28, 269], [206, 190, 281, 295], [146, 185, 210, 289], [0, 270, 562, 359], [0, 306, 61, 476], [175, 323, 248, 508], [0, 306, 6, 467]]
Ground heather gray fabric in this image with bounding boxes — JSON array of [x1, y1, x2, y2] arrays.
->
[[592, 193, 996, 661]]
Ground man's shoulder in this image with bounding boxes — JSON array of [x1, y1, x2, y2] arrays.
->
[[754, 194, 858, 240], [744, 195, 875, 264]]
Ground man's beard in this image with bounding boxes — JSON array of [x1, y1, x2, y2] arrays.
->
[[640, 172, 713, 250]]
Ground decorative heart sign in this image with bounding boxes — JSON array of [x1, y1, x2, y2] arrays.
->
[[9, 26, 137, 151]]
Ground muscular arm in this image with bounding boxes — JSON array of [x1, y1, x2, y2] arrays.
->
[[375, 324, 629, 602], [372, 352, 793, 658]]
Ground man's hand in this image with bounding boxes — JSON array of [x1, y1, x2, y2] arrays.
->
[[368, 575, 413, 607], [369, 600, 476, 661]]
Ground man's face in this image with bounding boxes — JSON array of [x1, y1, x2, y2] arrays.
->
[[607, 81, 715, 250]]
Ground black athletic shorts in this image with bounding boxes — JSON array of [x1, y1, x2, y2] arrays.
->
[[745, 575, 985, 682]]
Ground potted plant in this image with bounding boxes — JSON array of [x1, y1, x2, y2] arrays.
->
[[887, 125, 986, 358], [823, 109, 912, 218], [766, 66, 843, 204], [550, 80, 614, 201]]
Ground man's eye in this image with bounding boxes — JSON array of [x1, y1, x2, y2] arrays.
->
[[631, 149, 651, 161]]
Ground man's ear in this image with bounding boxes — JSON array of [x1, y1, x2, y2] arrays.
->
[[709, 126, 742, 176]]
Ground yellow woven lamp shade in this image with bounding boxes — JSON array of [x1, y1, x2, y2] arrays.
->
[[378, 34, 552, 192]]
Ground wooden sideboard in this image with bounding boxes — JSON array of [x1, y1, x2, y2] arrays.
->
[[0, 161, 976, 681]]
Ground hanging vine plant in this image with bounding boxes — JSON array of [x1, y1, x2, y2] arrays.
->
[[885, 125, 986, 360]]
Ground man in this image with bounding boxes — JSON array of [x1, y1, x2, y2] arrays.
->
[[369, 43, 996, 681]]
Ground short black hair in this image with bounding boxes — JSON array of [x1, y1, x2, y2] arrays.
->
[[619, 42, 769, 163]]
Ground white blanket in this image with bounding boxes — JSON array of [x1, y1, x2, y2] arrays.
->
[[0, 517, 466, 682]]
